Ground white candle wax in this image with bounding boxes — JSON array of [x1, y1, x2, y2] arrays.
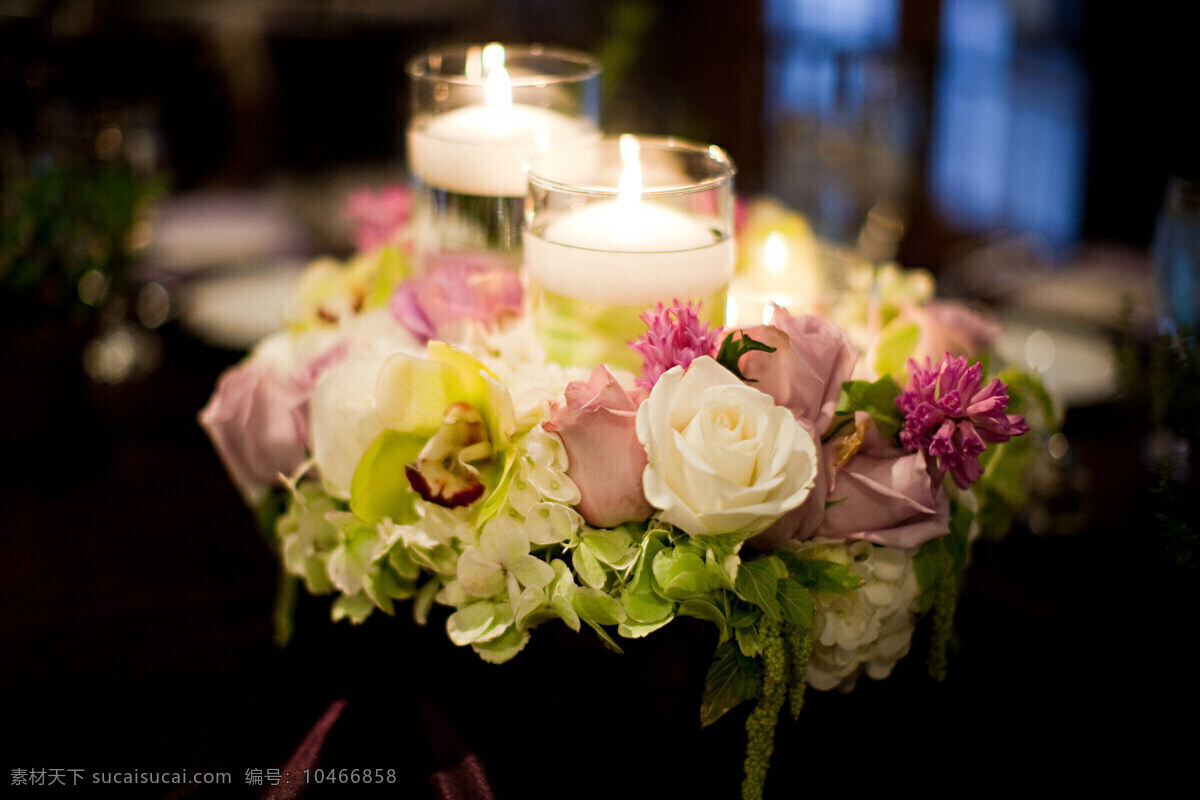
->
[[409, 104, 597, 197], [525, 200, 733, 305]]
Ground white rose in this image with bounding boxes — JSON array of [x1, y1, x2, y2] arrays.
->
[[310, 354, 390, 499], [635, 356, 818, 538], [309, 311, 421, 498]]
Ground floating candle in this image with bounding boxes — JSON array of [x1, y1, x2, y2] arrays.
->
[[524, 136, 735, 369], [408, 45, 598, 198]]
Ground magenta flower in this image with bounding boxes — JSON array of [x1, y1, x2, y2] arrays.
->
[[896, 354, 1030, 489], [630, 300, 723, 391]]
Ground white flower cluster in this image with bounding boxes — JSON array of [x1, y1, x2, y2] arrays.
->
[[461, 317, 591, 428], [798, 539, 920, 692]]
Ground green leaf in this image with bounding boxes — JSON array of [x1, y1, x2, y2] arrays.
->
[[704, 548, 738, 591], [913, 501, 973, 614], [835, 375, 905, 440], [303, 552, 334, 595], [571, 587, 627, 626], [573, 543, 608, 590], [653, 549, 718, 600], [412, 579, 439, 625], [700, 641, 762, 727], [331, 592, 374, 624], [715, 330, 777, 382], [372, 559, 416, 603], [618, 616, 674, 639], [513, 585, 548, 630], [550, 593, 582, 632], [784, 555, 863, 594], [349, 429, 425, 525], [628, 529, 668, 594], [702, 531, 751, 558], [584, 619, 625, 654], [736, 623, 762, 658], [446, 602, 500, 645], [387, 541, 421, 581], [580, 526, 639, 570], [729, 606, 761, 630], [546, 559, 582, 632], [776, 578, 814, 630], [272, 569, 298, 648], [621, 584, 675, 624], [734, 558, 781, 619], [472, 626, 530, 664], [678, 598, 729, 642], [947, 500, 972, 567]]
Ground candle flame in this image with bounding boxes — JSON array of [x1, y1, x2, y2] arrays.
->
[[485, 66, 513, 107], [482, 43, 505, 71], [617, 134, 642, 206], [482, 43, 511, 107]]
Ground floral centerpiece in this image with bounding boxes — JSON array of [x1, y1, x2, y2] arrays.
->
[[200, 188, 1046, 799]]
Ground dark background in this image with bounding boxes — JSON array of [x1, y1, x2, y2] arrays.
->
[[5, 1, 1200, 257]]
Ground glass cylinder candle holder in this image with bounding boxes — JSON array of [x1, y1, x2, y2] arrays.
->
[[406, 43, 601, 271], [525, 135, 736, 371]]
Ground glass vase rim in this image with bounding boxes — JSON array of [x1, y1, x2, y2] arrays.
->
[[526, 135, 737, 198], [406, 43, 602, 87]]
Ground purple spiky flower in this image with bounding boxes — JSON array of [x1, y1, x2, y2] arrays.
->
[[630, 300, 723, 391], [896, 354, 1030, 489]]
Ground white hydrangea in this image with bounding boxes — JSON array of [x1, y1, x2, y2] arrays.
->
[[461, 317, 591, 428], [506, 426, 580, 517], [251, 325, 338, 375], [276, 483, 340, 594], [799, 539, 921, 692]]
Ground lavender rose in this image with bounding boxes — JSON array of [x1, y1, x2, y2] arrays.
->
[[751, 412, 949, 550], [199, 359, 310, 505], [736, 307, 857, 437], [389, 257, 522, 344], [818, 440, 949, 548], [543, 365, 653, 528]]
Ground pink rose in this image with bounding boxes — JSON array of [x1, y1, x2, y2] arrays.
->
[[389, 256, 522, 344], [199, 360, 310, 505], [543, 365, 653, 529], [736, 307, 858, 437], [907, 301, 1001, 363]]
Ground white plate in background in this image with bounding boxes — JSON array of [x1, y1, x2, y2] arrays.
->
[[994, 312, 1118, 409], [180, 262, 303, 351]]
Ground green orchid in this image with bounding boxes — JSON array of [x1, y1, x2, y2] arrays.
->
[[351, 341, 517, 525], [288, 246, 409, 331]]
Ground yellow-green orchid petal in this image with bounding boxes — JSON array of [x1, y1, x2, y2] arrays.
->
[[376, 341, 516, 450]]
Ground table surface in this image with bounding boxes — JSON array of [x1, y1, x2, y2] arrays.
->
[[2, 318, 1194, 798]]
